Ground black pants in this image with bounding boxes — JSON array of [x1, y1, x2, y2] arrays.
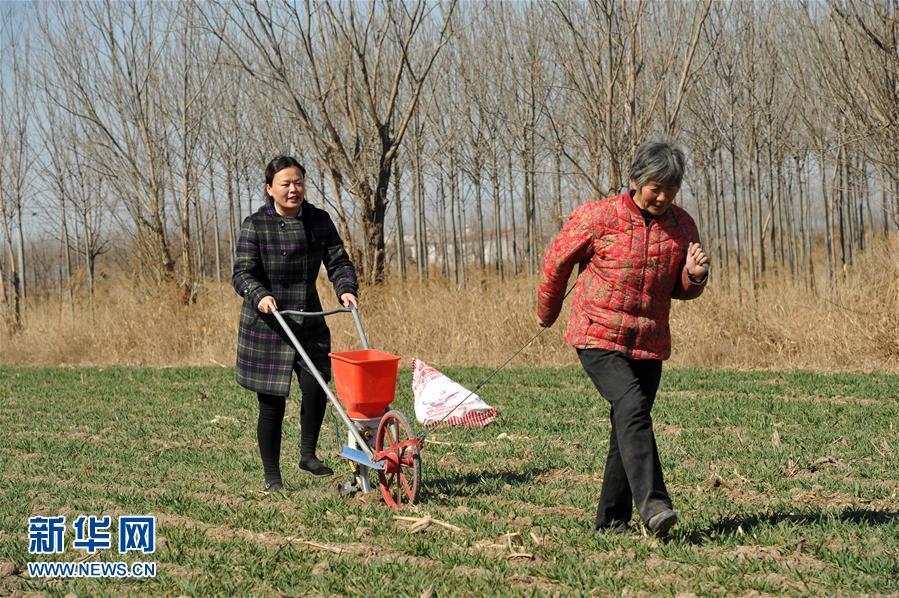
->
[[256, 365, 328, 484], [578, 348, 671, 529]]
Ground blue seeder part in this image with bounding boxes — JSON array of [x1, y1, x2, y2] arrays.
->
[[339, 445, 384, 471]]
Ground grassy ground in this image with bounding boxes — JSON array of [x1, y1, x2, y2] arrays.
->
[[1, 365, 898, 596]]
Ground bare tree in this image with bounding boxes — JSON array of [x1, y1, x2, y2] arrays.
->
[[162, 1, 222, 302], [40, 1, 178, 282], [826, 0, 899, 232], [206, 0, 457, 283], [0, 10, 35, 330]]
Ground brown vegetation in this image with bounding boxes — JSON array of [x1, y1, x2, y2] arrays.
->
[[2, 240, 895, 372]]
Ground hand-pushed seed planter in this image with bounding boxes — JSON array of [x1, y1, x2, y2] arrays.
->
[[272, 307, 421, 509]]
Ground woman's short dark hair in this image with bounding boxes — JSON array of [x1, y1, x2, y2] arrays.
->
[[628, 141, 686, 188], [265, 156, 306, 186]]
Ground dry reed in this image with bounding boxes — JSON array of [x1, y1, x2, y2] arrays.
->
[[1, 240, 896, 372]]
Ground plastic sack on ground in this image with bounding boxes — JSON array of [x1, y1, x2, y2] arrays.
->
[[412, 358, 497, 429]]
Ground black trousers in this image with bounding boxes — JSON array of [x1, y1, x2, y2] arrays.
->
[[256, 363, 328, 484], [578, 348, 671, 529]]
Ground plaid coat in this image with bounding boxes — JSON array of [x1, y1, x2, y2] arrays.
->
[[537, 192, 706, 360], [233, 200, 358, 396]]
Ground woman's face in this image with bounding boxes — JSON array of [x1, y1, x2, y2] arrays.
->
[[266, 166, 305, 216], [630, 179, 679, 216]]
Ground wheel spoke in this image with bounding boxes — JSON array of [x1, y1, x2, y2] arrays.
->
[[399, 470, 413, 501], [389, 420, 399, 444]]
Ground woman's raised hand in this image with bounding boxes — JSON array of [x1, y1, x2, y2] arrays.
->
[[257, 295, 278, 314], [686, 242, 710, 278]]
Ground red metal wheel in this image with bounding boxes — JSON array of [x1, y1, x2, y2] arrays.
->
[[375, 410, 421, 509]]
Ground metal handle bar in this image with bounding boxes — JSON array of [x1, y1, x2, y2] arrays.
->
[[279, 307, 351, 316], [278, 306, 369, 350], [271, 307, 373, 456]]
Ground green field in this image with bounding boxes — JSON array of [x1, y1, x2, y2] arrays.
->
[[1, 365, 898, 596]]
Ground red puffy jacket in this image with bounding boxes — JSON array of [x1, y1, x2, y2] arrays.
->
[[537, 192, 706, 360]]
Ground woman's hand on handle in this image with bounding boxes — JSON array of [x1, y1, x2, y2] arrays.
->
[[341, 293, 358, 309], [257, 295, 278, 314]]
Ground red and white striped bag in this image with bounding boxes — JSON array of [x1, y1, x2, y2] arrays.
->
[[411, 359, 497, 429]]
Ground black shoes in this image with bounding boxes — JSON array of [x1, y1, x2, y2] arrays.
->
[[263, 456, 334, 490], [299, 456, 334, 478], [646, 509, 678, 537], [595, 511, 678, 538], [264, 479, 284, 493], [595, 520, 631, 535]]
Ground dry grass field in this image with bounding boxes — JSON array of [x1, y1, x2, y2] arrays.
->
[[1, 240, 896, 373]]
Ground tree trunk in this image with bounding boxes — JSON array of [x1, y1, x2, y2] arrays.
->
[[861, 156, 871, 252], [195, 191, 206, 281], [474, 167, 485, 271], [766, 137, 777, 275], [837, 146, 847, 270], [14, 195, 26, 305], [361, 184, 389, 285], [438, 169, 449, 279], [243, 161, 252, 220], [82, 208, 96, 311], [0, 232, 6, 312], [529, 143, 540, 277], [878, 162, 889, 238], [554, 145, 564, 231], [58, 174, 74, 311], [714, 148, 729, 281], [523, 149, 534, 277], [413, 120, 427, 279], [795, 157, 813, 290], [227, 161, 237, 273], [894, 150, 899, 233], [0, 180, 21, 330], [728, 145, 741, 299], [508, 152, 519, 275], [755, 140, 766, 277], [180, 164, 195, 303], [845, 152, 855, 266], [450, 151, 465, 288], [781, 159, 795, 277], [492, 151, 503, 279], [708, 160, 722, 287], [821, 148, 834, 284], [211, 171, 222, 285], [775, 157, 786, 272], [394, 157, 406, 280], [744, 156, 756, 294]]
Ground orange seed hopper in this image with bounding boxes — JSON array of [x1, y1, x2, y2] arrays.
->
[[329, 349, 401, 419]]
